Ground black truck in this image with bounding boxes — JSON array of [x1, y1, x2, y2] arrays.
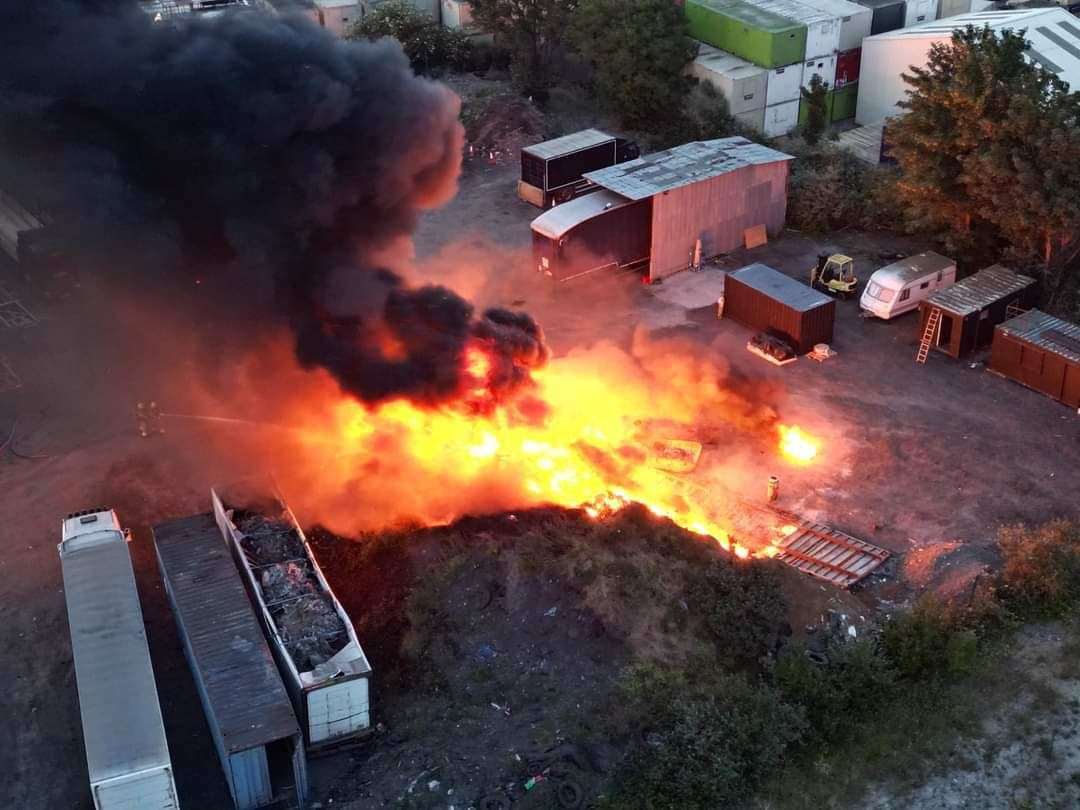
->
[[518, 129, 639, 209]]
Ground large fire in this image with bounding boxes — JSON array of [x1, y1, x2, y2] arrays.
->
[[285, 337, 823, 560]]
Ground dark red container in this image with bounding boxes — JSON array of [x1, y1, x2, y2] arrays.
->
[[835, 48, 861, 89]]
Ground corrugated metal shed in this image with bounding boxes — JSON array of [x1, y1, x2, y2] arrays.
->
[[61, 535, 173, 784], [776, 520, 891, 587], [521, 129, 613, 160], [584, 137, 793, 201], [997, 309, 1080, 364], [154, 513, 301, 754], [729, 262, 832, 311], [928, 265, 1036, 317]]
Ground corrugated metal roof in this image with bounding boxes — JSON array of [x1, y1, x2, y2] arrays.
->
[[584, 137, 793, 201], [530, 190, 635, 240], [870, 251, 955, 287], [693, 43, 767, 80], [997, 308, 1080, 364], [521, 129, 614, 160], [154, 513, 301, 753], [729, 262, 833, 312], [61, 536, 172, 783], [928, 264, 1036, 316]]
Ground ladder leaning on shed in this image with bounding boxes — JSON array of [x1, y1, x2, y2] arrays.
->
[[916, 306, 942, 364]]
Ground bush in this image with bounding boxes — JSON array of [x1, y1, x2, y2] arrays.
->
[[609, 664, 806, 809], [348, 1, 470, 74], [786, 144, 901, 233], [880, 598, 979, 680], [688, 558, 788, 667], [998, 520, 1080, 617]]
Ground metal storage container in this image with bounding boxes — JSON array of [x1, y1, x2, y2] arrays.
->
[[749, 0, 840, 59], [691, 44, 769, 114], [803, 0, 872, 50], [990, 309, 1080, 408], [765, 62, 803, 106], [835, 46, 862, 87], [154, 514, 308, 810], [858, 0, 905, 34], [58, 509, 179, 810], [735, 105, 768, 132], [802, 53, 838, 89], [937, 0, 968, 17], [903, 0, 937, 26], [764, 99, 801, 136], [831, 81, 859, 120], [212, 483, 374, 752], [686, 0, 808, 68], [723, 263, 836, 353]]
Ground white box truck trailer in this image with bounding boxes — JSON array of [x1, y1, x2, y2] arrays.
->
[[59, 508, 179, 810]]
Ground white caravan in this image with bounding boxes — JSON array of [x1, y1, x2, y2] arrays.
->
[[860, 252, 957, 319]]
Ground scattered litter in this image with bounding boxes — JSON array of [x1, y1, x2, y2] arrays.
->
[[544, 606, 558, 617], [427, 780, 440, 791], [808, 343, 837, 362], [474, 643, 497, 663]]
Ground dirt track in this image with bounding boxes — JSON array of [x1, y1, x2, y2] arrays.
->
[[2, 149, 1079, 809]]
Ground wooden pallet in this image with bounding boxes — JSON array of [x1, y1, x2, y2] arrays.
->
[[774, 519, 891, 588]]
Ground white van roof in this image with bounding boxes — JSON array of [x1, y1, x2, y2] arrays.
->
[[872, 252, 954, 288]]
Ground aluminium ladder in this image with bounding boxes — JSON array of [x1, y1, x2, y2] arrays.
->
[[916, 307, 941, 364]]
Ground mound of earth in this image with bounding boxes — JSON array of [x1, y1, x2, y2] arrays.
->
[[464, 94, 546, 156], [307, 504, 866, 808]]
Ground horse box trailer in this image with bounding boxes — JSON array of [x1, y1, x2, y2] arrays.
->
[[59, 508, 180, 810], [518, 129, 639, 208], [212, 482, 373, 751]]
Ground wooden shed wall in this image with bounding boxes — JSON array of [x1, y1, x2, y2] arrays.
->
[[648, 161, 790, 281]]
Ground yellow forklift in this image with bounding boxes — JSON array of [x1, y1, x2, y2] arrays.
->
[[810, 254, 858, 299]]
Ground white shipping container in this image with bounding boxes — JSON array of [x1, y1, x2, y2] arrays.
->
[[802, 53, 838, 89], [764, 100, 800, 137], [59, 509, 179, 810], [904, 0, 938, 26], [750, 0, 841, 58], [765, 62, 803, 107], [691, 44, 769, 115], [803, 0, 872, 50], [937, 0, 968, 18], [735, 106, 767, 133]]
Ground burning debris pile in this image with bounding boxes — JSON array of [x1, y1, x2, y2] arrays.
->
[[237, 511, 348, 670]]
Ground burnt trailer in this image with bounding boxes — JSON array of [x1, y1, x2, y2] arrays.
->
[[212, 482, 373, 752], [531, 190, 652, 281], [918, 264, 1036, 359], [723, 263, 836, 354], [518, 129, 639, 209], [990, 309, 1080, 408], [154, 514, 308, 810]]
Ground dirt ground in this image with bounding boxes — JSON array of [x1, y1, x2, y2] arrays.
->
[[2, 118, 1079, 808]]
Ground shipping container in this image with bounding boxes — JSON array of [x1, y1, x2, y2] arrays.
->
[[686, 0, 808, 68], [798, 90, 836, 124], [518, 129, 638, 208], [835, 46, 862, 86], [903, 0, 938, 26], [918, 265, 1036, 359], [764, 98, 801, 135], [736, 105, 768, 132], [212, 483, 374, 752], [990, 309, 1080, 408], [750, 0, 841, 58], [937, 0, 968, 17], [154, 514, 308, 810], [765, 62, 804, 106], [804, 0, 872, 50], [531, 191, 652, 281], [723, 263, 836, 353], [58, 509, 179, 810], [857, 0, 905, 34], [691, 44, 769, 114], [831, 81, 859, 119], [802, 53, 838, 89]]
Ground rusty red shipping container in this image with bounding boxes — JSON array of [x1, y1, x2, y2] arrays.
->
[[835, 48, 861, 88], [723, 263, 835, 354], [990, 309, 1080, 408]]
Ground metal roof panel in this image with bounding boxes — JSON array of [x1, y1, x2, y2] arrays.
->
[[521, 129, 614, 160], [997, 308, 1080, 364], [729, 262, 833, 312], [928, 264, 1035, 316]]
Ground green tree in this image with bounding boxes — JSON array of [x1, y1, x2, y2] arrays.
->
[[467, 0, 578, 94], [569, 0, 696, 132], [347, 0, 468, 74], [800, 74, 828, 145], [887, 25, 1080, 284]]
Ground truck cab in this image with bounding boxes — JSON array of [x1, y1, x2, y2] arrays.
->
[[60, 508, 128, 553]]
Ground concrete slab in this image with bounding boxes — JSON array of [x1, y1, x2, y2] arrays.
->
[[648, 266, 727, 310]]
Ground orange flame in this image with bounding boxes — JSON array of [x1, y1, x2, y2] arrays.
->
[[778, 424, 820, 465]]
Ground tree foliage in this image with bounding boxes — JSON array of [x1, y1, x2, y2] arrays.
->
[[467, 0, 578, 93], [347, 0, 468, 74], [887, 25, 1080, 305], [998, 519, 1080, 617], [569, 0, 696, 132], [800, 73, 828, 145]]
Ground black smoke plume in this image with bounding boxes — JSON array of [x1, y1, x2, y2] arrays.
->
[[0, 0, 548, 406]]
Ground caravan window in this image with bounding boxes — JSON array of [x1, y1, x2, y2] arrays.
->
[[866, 281, 895, 302], [920, 281, 930, 289], [900, 289, 911, 302]]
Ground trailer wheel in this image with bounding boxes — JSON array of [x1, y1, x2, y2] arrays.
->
[[553, 187, 574, 205], [557, 780, 584, 808]]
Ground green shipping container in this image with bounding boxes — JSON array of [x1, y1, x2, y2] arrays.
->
[[798, 90, 834, 126], [685, 0, 807, 69], [831, 82, 858, 122]]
